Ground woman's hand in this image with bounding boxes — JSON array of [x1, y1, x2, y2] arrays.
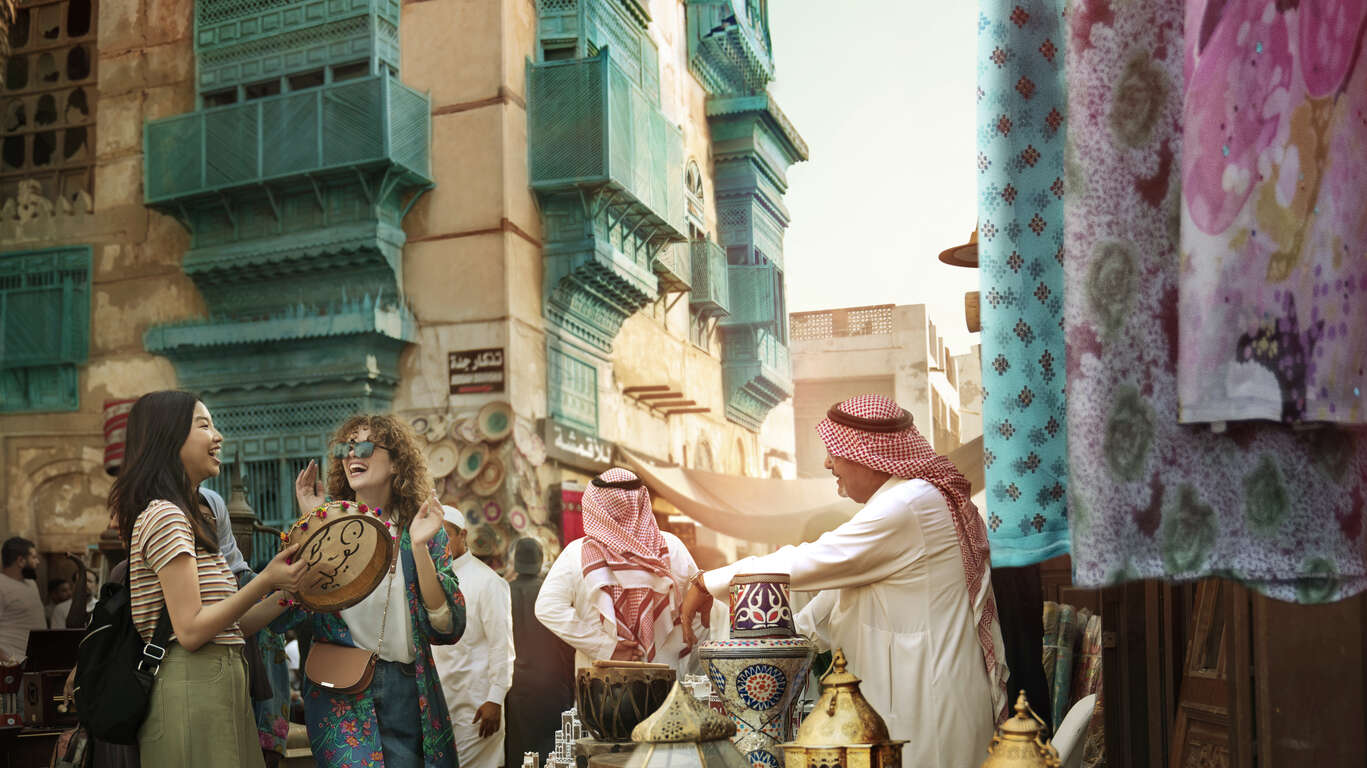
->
[[261, 544, 307, 594], [295, 460, 325, 512], [410, 492, 444, 546]]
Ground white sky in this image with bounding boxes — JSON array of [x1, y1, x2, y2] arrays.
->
[[768, 2, 981, 354]]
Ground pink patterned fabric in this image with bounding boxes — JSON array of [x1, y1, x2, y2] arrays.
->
[[818, 394, 1009, 720], [1063, 0, 1367, 603], [1178, 0, 1367, 423], [581, 468, 678, 661]]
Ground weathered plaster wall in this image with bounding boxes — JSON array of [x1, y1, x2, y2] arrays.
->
[[392, 0, 544, 420], [0, 0, 199, 547]]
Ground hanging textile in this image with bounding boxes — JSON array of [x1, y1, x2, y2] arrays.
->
[[1177, 1, 1367, 423], [975, 0, 1071, 566], [1062, 0, 1367, 603]]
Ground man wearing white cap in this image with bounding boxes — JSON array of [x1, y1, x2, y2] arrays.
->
[[433, 506, 515, 768]]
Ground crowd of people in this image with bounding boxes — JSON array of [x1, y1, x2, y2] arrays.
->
[[1, 390, 1006, 768]]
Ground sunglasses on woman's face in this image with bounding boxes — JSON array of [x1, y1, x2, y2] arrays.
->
[[331, 441, 390, 459]]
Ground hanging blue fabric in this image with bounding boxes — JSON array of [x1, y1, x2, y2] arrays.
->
[[975, 0, 1069, 566]]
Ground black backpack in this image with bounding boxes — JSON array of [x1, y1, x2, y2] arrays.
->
[[72, 575, 173, 745]]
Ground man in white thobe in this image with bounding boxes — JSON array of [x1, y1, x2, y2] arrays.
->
[[433, 507, 515, 768], [681, 394, 1009, 768], [534, 468, 704, 675]]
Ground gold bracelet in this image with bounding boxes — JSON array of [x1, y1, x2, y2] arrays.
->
[[689, 570, 707, 592]]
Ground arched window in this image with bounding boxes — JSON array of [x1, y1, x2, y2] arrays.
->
[[685, 159, 703, 202], [695, 438, 716, 472], [684, 159, 705, 232]]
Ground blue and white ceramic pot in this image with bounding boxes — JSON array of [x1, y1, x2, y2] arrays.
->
[[701, 575, 814, 768]]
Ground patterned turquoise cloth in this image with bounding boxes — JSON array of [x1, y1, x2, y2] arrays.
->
[[975, 0, 1070, 566]]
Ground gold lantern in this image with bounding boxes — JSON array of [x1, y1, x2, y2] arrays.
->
[[618, 682, 749, 768], [780, 649, 907, 768], [978, 692, 1060, 768]]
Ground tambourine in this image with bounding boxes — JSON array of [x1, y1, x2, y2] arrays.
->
[[282, 500, 396, 612]]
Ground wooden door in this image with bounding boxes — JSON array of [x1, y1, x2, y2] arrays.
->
[[1168, 579, 1253, 768]]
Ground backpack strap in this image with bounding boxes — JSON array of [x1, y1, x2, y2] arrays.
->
[[136, 605, 174, 678]]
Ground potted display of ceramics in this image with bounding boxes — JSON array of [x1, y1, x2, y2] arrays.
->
[[575, 661, 677, 742], [699, 574, 815, 768]]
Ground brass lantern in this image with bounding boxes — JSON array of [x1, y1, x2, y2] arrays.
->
[[780, 649, 907, 768], [979, 692, 1060, 768], [621, 682, 749, 768]]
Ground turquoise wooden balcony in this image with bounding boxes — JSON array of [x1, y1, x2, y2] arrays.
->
[[688, 240, 729, 317], [528, 51, 686, 241], [195, 0, 400, 92], [144, 75, 430, 206], [722, 326, 792, 430], [721, 262, 782, 327], [686, 0, 775, 95]]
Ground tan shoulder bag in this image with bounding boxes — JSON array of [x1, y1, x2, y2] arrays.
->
[[304, 558, 397, 695]]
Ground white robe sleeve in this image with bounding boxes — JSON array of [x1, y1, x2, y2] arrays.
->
[[484, 577, 514, 704], [702, 480, 929, 598], [793, 589, 838, 651], [534, 544, 618, 663]]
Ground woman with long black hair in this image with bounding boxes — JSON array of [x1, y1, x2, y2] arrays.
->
[[111, 390, 305, 768]]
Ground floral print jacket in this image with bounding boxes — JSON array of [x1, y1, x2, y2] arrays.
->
[[272, 528, 466, 768]]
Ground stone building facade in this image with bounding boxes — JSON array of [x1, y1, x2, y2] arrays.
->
[[0, 0, 804, 569], [789, 304, 982, 479]]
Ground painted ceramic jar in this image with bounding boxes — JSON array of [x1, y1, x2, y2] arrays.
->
[[729, 573, 796, 638], [701, 575, 814, 768]]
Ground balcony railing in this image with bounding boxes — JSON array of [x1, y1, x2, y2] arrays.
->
[[528, 52, 686, 238], [144, 75, 430, 205], [755, 327, 790, 383], [654, 242, 693, 293], [196, 0, 399, 50], [789, 304, 895, 341], [688, 240, 729, 317], [722, 262, 780, 327]]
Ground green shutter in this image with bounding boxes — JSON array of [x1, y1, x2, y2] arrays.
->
[[0, 246, 91, 412]]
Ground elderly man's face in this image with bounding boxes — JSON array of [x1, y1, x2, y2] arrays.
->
[[824, 453, 891, 503]]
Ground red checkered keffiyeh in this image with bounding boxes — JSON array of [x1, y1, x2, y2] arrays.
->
[[580, 468, 681, 662], [818, 394, 1009, 722]]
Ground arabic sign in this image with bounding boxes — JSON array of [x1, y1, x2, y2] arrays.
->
[[449, 348, 505, 394], [541, 419, 615, 471]]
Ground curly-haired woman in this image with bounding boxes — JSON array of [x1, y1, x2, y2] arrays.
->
[[270, 414, 466, 768]]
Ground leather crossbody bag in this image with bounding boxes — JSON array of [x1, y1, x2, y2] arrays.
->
[[304, 557, 396, 695]]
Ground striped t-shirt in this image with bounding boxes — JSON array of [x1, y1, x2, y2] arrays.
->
[[129, 500, 244, 646]]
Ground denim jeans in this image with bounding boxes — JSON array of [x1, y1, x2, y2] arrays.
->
[[372, 660, 423, 767]]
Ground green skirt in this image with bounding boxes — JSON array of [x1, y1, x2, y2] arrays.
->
[[138, 642, 264, 768]]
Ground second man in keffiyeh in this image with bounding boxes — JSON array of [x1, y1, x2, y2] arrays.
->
[[534, 468, 703, 673]]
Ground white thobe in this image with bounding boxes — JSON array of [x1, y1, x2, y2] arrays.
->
[[433, 552, 514, 768], [702, 477, 1003, 768], [534, 532, 702, 676]]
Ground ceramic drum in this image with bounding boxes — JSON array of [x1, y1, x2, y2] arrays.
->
[[729, 573, 796, 638], [282, 500, 395, 612], [699, 638, 815, 768], [574, 662, 676, 742]]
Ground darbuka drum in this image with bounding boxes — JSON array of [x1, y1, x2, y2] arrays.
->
[[575, 661, 676, 742], [282, 500, 395, 612]]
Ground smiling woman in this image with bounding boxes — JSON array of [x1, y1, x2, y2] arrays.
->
[[271, 412, 468, 768], [108, 390, 307, 768]]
